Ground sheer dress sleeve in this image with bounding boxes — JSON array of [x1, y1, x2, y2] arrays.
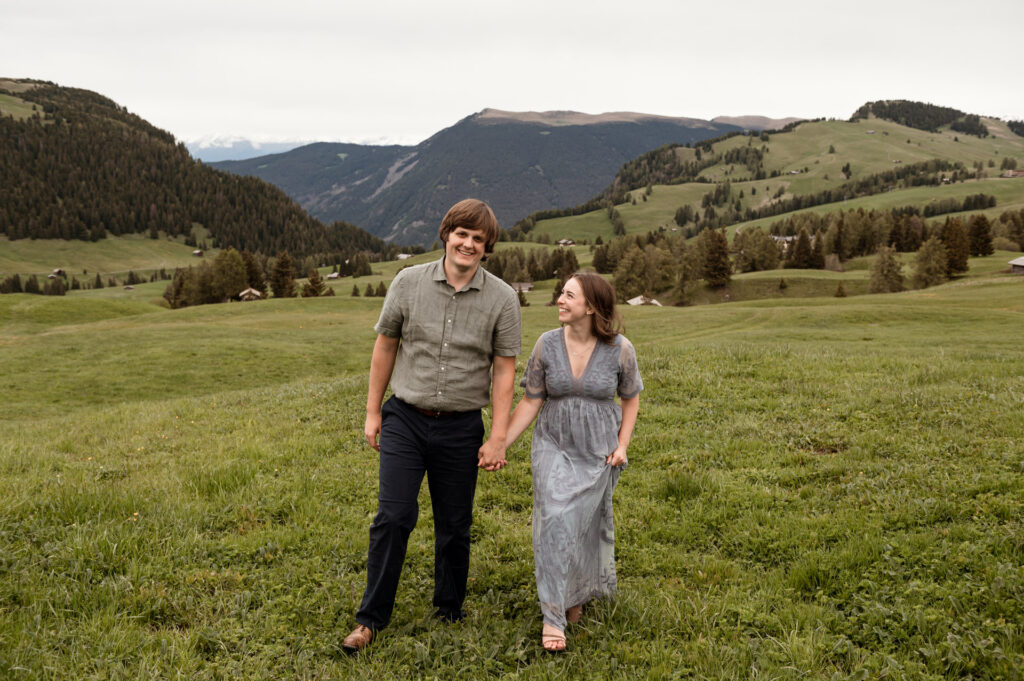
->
[[616, 336, 643, 399], [519, 336, 547, 399]]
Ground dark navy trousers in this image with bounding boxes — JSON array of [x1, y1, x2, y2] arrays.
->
[[355, 396, 483, 630]]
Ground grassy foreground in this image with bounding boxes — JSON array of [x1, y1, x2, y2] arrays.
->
[[1, 279, 1023, 679]]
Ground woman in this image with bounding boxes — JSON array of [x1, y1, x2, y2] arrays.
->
[[506, 271, 642, 653]]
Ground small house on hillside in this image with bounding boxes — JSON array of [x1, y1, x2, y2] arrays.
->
[[626, 295, 662, 306], [326, 272, 340, 280], [396, 253, 414, 260], [1003, 170, 1024, 179], [239, 287, 263, 301], [1010, 256, 1024, 274], [192, 249, 204, 257], [557, 239, 576, 247], [510, 282, 533, 293]]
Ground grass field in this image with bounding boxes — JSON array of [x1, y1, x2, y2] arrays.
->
[[530, 117, 1024, 244], [0, 233, 217, 279], [2, 269, 1022, 679]]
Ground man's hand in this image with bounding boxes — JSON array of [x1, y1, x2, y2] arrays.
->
[[477, 437, 507, 472], [364, 411, 382, 451]]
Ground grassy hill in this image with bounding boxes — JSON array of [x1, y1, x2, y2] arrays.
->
[[2, 274, 1022, 678], [530, 116, 1024, 243]]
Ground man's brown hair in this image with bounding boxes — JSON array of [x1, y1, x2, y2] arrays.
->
[[569, 271, 623, 344], [438, 199, 501, 256]]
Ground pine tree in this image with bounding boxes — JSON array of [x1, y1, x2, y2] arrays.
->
[[702, 229, 731, 287], [351, 284, 360, 297], [270, 251, 297, 298], [869, 245, 904, 293], [301, 269, 327, 297], [912, 236, 949, 289], [940, 218, 970, 275], [810, 230, 825, 269], [375, 281, 387, 297], [834, 283, 846, 297], [242, 249, 267, 296], [364, 283, 375, 297], [786, 228, 813, 268], [967, 214, 994, 256]]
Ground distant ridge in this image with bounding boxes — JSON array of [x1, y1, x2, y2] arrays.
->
[[477, 108, 722, 127], [712, 115, 804, 130], [213, 109, 742, 245]]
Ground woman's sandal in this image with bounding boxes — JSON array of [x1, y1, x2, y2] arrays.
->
[[566, 604, 583, 624], [541, 625, 566, 653]]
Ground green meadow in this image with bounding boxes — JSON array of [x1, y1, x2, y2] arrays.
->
[[2, 266, 1023, 679], [0, 232, 217, 280], [531, 117, 1024, 244]]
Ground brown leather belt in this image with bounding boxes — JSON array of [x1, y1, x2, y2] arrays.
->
[[411, 406, 458, 418]]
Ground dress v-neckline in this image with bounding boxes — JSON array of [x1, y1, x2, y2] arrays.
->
[[561, 327, 598, 381]]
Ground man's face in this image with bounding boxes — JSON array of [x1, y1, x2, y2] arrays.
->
[[444, 226, 487, 271]]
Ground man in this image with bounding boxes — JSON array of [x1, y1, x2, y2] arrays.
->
[[342, 198, 521, 653]]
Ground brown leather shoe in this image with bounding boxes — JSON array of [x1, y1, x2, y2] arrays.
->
[[342, 624, 374, 654]]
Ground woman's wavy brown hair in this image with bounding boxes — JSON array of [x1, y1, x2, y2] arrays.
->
[[569, 271, 623, 344]]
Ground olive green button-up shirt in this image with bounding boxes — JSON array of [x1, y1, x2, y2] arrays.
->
[[374, 258, 522, 412]]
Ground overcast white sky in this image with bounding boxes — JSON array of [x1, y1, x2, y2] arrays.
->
[[4, 0, 1022, 147]]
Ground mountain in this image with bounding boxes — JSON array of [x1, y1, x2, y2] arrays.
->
[[523, 101, 1024, 243], [185, 137, 311, 162], [0, 78, 396, 259], [211, 109, 745, 245], [712, 115, 804, 130]]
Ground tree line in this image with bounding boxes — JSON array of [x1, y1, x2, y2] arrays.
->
[[0, 82, 412, 264], [584, 206, 1023, 303]]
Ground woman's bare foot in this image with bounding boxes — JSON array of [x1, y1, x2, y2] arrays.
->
[[541, 623, 566, 653], [566, 604, 583, 624]]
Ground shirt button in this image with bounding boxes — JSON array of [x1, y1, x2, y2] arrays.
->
[[447, 319, 452, 323], [437, 391, 442, 395]]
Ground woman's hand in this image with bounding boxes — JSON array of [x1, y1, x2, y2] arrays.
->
[[605, 445, 627, 467]]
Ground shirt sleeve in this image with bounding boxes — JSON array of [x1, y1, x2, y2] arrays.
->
[[616, 336, 643, 399], [373, 268, 407, 337], [519, 336, 547, 399], [491, 290, 522, 357]]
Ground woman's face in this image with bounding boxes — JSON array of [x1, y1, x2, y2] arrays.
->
[[557, 277, 593, 325]]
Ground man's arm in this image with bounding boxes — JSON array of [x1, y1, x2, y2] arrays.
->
[[478, 354, 516, 471], [364, 334, 400, 451]]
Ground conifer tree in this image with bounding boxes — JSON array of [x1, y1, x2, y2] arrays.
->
[[810, 230, 825, 269], [702, 229, 732, 287], [93, 273, 104, 289], [351, 284, 360, 297], [869, 245, 904, 293], [967, 214, 994, 256], [375, 281, 387, 297], [242, 249, 267, 295], [270, 251, 297, 298], [940, 218, 970, 275], [364, 283, 375, 297], [786, 228, 813, 269], [301, 269, 327, 297], [912, 236, 949, 289]]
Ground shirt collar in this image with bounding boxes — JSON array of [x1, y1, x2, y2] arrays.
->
[[433, 257, 485, 291]]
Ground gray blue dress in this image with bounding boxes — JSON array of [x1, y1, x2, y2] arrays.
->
[[520, 328, 643, 630]]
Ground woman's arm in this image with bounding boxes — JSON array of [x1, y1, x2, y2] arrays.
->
[[504, 396, 544, 448], [606, 395, 639, 466]]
